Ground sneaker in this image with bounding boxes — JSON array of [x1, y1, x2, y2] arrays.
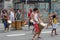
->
[[55, 34, 58, 35], [38, 37, 42, 39], [5, 31, 7, 33], [8, 30, 10, 32]]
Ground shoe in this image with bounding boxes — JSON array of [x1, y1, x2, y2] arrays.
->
[[51, 34, 53, 37], [55, 34, 58, 35], [32, 38, 35, 40], [38, 37, 42, 39], [8, 30, 10, 32], [5, 31, 7, 33]]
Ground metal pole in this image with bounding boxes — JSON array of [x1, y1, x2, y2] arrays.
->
[[26, 0, 28, 18]]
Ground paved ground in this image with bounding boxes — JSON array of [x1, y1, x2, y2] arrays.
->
[[0, 23, 60, 40]]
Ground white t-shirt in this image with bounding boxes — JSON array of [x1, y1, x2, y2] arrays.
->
[[33, 13, 39, 24], [10, 11, 15, 22]]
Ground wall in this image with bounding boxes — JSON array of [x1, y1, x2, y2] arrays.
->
[[4, 0, 13, 9]]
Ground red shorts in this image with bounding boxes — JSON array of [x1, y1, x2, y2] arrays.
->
[[34, 23, 39, 33]]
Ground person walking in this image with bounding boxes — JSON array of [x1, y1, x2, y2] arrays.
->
[[46, 13, 53, 29], [32, 8, 45, 40], [32, 8, 39, 40], [51, 12, 58, 36], [2, 9, 10, 32], [28, 8, 33, 30]]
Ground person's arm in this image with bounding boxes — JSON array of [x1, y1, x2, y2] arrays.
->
[[4, 15, 9, 20], [38, 13, 44, 23]]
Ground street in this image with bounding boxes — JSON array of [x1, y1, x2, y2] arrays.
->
[[0, 0, 60, 40], [0, 23, 60, 40]]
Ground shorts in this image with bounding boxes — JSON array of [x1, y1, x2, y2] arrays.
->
[[34, 23, 39, 33], [4, 21, 9, 28], [52, 23, 57, 29]]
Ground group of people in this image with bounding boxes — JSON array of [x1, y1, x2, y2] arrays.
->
[[0, 8, 21, 32], [28, 8, 58, 40], [0, 7, 59, 40]]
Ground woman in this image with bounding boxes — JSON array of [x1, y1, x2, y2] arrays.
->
[[3, 10, 9, 32]]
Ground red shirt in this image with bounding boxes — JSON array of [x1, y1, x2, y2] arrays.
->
[[28, 12, 32, 19]]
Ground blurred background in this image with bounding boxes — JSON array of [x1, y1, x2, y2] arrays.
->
[[0, 0, 60, 23]]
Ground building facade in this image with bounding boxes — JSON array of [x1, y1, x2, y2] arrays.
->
[[51, 0, 60, 22], [0, 0, 13, 10], [13, 0, 60, 22], [13, 0, 51, 22], [0, 0, 4, 9], [4, 0, 13, 9]]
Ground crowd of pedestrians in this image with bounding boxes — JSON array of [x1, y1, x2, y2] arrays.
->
[[0, 8, 22, 32]]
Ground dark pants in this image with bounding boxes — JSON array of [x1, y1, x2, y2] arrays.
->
[[28, 20, 33, 27], [4, 21, 9, 29]]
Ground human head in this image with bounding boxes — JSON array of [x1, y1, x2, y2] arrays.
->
[[33, 8, 39, 13], [29, 8, 32, 13], [10, 8, 14, 12], [18, 10, 20, 12]]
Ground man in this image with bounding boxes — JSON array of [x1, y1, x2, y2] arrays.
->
[[16, 10, 21, 20], [32, 8, 44, 40], [46, 13, 53, 29], [28, 8, 33, 30]]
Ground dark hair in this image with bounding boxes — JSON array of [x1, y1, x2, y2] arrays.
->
[[2, 10, 5, 14], [52, 15, 56, 19], [33, 8, 38, 12]]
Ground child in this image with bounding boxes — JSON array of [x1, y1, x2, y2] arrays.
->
[[51, 14, 58, 36]]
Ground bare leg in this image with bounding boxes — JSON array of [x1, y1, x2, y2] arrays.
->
[[32, 33, 38, 40], [55, 29, 58, 35], [38, 30, 42, 38], [51, 29, 54, 36], [46, 23, 50, 29]]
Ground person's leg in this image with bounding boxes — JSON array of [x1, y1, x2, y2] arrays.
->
[[4, 21, 6, 31], [32, 33, 38, 40], [4, 21, 8, 32], [51, 23, 55, 36], [54, 29, 58, 35], [32, 23, 34, 33], [38, 24, 43, 38], [4, 27, 6, 31], [38, 30, 42, 38], [7, 24, 10, 32], [6, 27, 9, 32], [47, 23, 50, 29], [54, 24, 58, 35], [32, 23, 39, 40], [47, 22, 51, 29], [51, 29, 54, 36], [5, 27, 7, 32], [28, 20, 31, 30]]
